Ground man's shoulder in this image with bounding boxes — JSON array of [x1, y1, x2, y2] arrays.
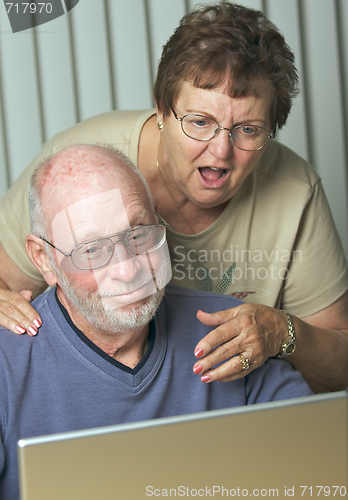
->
[[163, 284, 243, 311], [247, 357, 313, 401]]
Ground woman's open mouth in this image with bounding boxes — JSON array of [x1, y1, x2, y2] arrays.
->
[[198, 167, 229, 187]]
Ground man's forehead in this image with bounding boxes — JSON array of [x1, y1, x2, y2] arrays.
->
[[51, 189, 148, 249]]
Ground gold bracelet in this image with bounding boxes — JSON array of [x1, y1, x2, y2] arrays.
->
[[275, 309, 296, 358]]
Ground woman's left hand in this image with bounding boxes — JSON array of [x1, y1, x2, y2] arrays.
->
[[193, 303, 288, 382]]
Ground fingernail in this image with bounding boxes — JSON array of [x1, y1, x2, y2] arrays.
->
[[28, 326, 38, 336], [33, 318, 41, 328], [201, 375, 211, 383], [193, 365, 203, 375], [16, 325, 26, 334], [195, 349, 204, 358]]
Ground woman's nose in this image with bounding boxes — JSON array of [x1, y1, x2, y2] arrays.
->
[[208, 128, 233, 159]]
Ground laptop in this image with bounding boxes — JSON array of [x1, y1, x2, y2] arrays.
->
[[18, 391, 348, 500]]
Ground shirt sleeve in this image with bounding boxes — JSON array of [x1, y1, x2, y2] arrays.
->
[[281, 180, 348, 317], [245, 358, 313, 404], [0, 145, 49, 281]]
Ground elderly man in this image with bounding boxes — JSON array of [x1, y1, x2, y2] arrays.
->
[[0, 145, 312, 499]]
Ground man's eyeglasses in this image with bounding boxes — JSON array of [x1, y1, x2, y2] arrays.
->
[[40, 211, 169, 271], [171, 107, 276, 151]]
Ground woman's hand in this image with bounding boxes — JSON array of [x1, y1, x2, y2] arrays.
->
[[0, 288, 42, 335], [193, 303, 288, 382]]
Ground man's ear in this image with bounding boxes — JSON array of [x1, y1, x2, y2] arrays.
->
[[25, 235, 58, 287]]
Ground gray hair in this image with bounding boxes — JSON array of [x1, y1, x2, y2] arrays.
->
[[28, 144, 155, 239]]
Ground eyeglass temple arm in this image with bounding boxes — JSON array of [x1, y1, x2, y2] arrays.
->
[[171, 107, 181, 122], [270, 122, 277, 138], [154, 210, 169, 228], [40, 237, 71, 257]]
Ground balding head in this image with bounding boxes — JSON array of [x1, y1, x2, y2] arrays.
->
[[25, 144, 171, 336], [29, 144, 154, 239]]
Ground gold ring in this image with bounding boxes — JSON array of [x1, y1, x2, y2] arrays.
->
[[239, 354, 250, 371]]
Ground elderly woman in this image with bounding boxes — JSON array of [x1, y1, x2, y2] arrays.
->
[[0, 2, 347, 393]]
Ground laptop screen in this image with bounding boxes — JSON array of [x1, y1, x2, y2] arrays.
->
[[18, 391, 348, 500]]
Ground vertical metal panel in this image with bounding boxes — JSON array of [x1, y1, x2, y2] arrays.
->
[[104, 0, 117, 111], [0, 81, 9, 196], [336, 0, 348, 208], [337, 0, 348, 127], [69, 0, 113, 121], [34, 15, 77, 142], [267, 0, 309, 161], [107, 0, 153, 110], [147, 0, 186, 83], [0, 8, 43, 184], [300, 0, 348, 257], [0, 22, 10, 196]]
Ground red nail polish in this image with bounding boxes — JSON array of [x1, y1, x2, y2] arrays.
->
[[33, 319, 41, 328], [201, 375, 210, 383], [193, 365, 203, 375], [28, 326, 38, 336], [16, 325, 26, 334], [195, 348, 204, 358]]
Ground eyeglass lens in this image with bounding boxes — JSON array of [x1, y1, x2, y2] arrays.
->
[[71, 225, 166, 270], [181, 115, 270, 151]]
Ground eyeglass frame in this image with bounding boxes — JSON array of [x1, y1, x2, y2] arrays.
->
[[171, 107, 276, 151], [39, 211, 169, 271]]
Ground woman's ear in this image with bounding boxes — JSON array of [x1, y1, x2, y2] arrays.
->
[[25, 235, 57, 287], [156, 105, 164, 131]]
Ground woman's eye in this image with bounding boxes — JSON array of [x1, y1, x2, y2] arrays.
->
[[241, 126, 258, 135], [188, 116, 214, 128], [193, 119, 209, 127]]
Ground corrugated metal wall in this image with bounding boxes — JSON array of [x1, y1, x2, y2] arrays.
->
[[0, 0, 347, 258]]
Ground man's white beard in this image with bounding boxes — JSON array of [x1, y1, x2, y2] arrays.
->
[[49, 254, 167, 333]]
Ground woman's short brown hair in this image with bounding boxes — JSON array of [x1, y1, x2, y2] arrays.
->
[[153, 2, 299, 129]]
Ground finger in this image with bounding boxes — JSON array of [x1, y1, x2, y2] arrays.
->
[[196, 310, 221, 327], [196, 307, 240, 327], [196, 353, 255, 383], [20, 289, 33, 302], [0, 294, 41, 335], [8, 291, 41, 326], [0, 306, 38, 335], [193, 334, 242, 375], [194, 319, 240, 360]]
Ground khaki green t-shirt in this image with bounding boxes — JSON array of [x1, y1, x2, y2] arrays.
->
[[0, 109, 347, 318]]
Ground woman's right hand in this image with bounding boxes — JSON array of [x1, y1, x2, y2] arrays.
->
[[0, 288, 42, 335]]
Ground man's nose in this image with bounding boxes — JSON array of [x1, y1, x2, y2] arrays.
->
[[106, 244, 141, 281]]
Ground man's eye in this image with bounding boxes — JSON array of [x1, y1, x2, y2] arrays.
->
[[131, 231, 149, 243], [79, 245, 103, 260], [86, 247, 98, 254]]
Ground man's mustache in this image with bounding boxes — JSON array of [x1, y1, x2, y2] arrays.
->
[[96, 273, 156, 298]]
